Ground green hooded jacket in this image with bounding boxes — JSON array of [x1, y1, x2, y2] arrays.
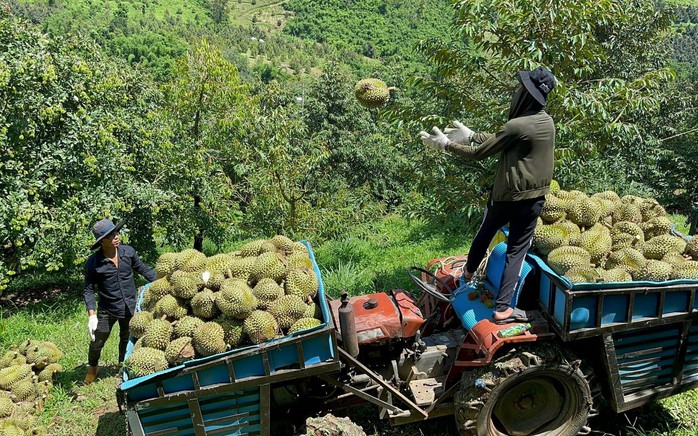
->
[[445, 110, 555, 202]]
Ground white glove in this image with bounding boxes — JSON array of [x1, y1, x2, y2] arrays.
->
[[419, 127, 449, 151], [443, 120, 474, 145], [88, 315, 98, 341]]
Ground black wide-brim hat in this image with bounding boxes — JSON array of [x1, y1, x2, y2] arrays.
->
[[519, 67, 557, 106], [90, 219, 125, 250]]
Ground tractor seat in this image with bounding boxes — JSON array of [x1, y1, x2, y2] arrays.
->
[[451, 242, 534, 330]]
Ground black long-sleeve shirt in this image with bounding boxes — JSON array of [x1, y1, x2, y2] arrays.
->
[[84, 244, 156, 317]]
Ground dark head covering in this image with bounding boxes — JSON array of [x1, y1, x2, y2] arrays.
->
[[90, 219, 125, 250], [519, 66, 557, 106]]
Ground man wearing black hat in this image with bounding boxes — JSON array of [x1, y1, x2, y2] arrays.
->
[[420, 66, 557, 324], [83, 219, 156, 383]]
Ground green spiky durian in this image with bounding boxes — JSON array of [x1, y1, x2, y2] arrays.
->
[[169, 270, 198, 299], [176, 249, 207, 273], [549, 179, 560, 193], [533, 224, 569, 256], [591, 197, 616, 218], [153, 295, 188, 320], [165, 337, 196, 366], [0, 351, 26, 369], [17, 340, 40, 355], [640, 198, 667, 221], [599, 268, 632, 282], [192, 322, 226, 357], [226, 257, 256, 281], [577, 227, 612, 266], [605, 247, 647, 273], [288, 318, 322, 334], [613, 202, 643, 224], [0, 420, 27, 436], [243, 311, 279, 344], [129, 311, 154, 338], [547, 246, 592, 276], [662, 252, 687, 267], [671, 261, 698, 280], [640, 216, 673, 240], [141, 319, 173, 351], [592, 190, 621, 203], [155, 252, 179, 278], [285, 267, 319, 300], [287, 252, 314, 269], [125, 347, 168, 378], [37, 363, 63, 383], [24, 342, 62, 371], [685, 236, 698, 260], [268, 295, 308, 329], [632, 260, 672, 282], [291, 242, 310, 256], [11, 379, 37, 402], [304, 302, 322, 320], [354, 78, 390, 109], [642, 235, 687, 260], [205, 271, 226, 291], [611, 221, 644, 249], [191, 289, 220, 319], [239, 240, 268, 257], [0, 397, 14, 418], [0, 364, 33, 390], [215, 317, 246, 348], [568, 198, 602, 228], [148, 277, 172, 298], [250, 252, 287, 284], [205, 254, 235, 275], [540, 194, 567, 223], [253, 278, 284, 309], [173, 316, 204, 339], [216, 280, 258, 319]]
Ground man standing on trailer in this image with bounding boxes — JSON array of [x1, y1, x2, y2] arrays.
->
[[420, 66, 557, 324]]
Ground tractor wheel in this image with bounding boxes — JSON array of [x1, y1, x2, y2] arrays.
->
[[454, 344, 594, 436]]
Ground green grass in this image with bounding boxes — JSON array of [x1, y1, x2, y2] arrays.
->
[[2, 214, 698, 435]]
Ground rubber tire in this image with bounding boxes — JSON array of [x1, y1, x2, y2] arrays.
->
[[454, 343, 594, 436]]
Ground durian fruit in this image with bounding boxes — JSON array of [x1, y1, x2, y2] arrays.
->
[[129, 311, 154, 338], [285, 268, 319, 300], [165, 337, 196, 366], [173, 316, 204, 339], [671, 261, 698, 280], [37, 363, 63, 383], [250, 252, 287, 284], [141, 319, 173, 351], [0, 351, 26, 369], [215, 317, 246, 348], [132, 337, 144, 352], [253, 278, 284, 309], [24, 342, 62, 371], [205, 254, 235, 275], [268, 295, 308, 330], [564, 266, 601, 284], [549, 179, 561, 194], [287, 252, 314, 269], [568, 197, 602, 228], [191, 289, 220, 319], [577, 225, 612, 266], [243, 311, 279, 344], [632, 260, 672, 282], [125, 347, 168, 378], [17, 340, 40, 356], [153, 295, 188, 321], [611, 221, 644, 249], [217, 280, 258, 319], [685, 236, 698, 260], [192, 322, 226, 357], [547, 246, 592, 276], [606, 247, 647, 273], [291, 242, 310, 256], [354, 78, 390, 109], [640, 216, 673, 240], [226, 257, 256, 281], [270, 235, 295, 254], [640, 198, 667, 221], [533, 224, 570, 256], [0, 364, 33, 390], [613, 202, 643, 224], [11, 378, 38, 402], [662, 252, 687, 267], [642, 235, 687, 260], [592, 190, 621, 203], [239, 239, 269, 257], [0, 397, 14, 418], [591, 197, 616, 218], [304, 302, 322, 320], [155, 252, 179, 278], [169, 270, 198, 299], [205, 272, 226, 291], [148, 277, 172, 299], [288, 318, 321, 334], [556, 220, 582, 245], [598, 268, 632, 282], [176, 249, 207, 273]]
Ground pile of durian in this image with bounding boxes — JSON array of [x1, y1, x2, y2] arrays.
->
[[125, 235, 323, 379], [533, 182, 698, 284], [0, 340, 64, 435]]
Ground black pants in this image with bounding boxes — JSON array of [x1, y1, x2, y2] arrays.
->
[[88, 310, 132, 367], [465, 196, 545, 312]]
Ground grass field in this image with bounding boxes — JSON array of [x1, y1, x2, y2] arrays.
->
[[1, 214, 697, 435]]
